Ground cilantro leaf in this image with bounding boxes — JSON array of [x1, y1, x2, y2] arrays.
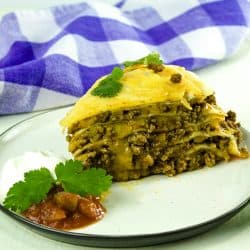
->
[[111, 66, 123, 80], [55, 160, 112, 196], [91, 67, 123, 97], [77, 168, 113, 196], [91, 80, 122, 98], [55, 160, 83, 194], [3, 168, 54, 213], [3, 181, 31, 213], [123, 52, 163, 67]]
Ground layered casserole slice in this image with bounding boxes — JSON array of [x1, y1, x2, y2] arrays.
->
[[61, 55, 248, 181]]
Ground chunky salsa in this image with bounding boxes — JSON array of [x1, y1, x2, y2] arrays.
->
[[23, 187, 106, 230]]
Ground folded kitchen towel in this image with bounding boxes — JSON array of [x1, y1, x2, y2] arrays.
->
[[0, 0, 249, 114]]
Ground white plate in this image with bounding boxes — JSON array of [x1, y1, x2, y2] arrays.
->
[[0, 107, 249, 247]]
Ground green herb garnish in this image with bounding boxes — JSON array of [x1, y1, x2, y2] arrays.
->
[[123, 52, 163, 67], [90, 53, 164, 98], [3, 168, 54, 213], [91, 67, 123, 97], [3, 160, 112, 213], [55, 160, 112, 196]]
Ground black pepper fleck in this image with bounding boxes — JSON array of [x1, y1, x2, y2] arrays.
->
[[170, 73, 182, 83], [148, 63, 164, 73]]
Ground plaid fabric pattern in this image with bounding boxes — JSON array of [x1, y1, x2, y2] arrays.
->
[[0, 0, 249, 114]]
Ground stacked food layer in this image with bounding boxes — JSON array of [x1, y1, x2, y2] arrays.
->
[[61, 60, 248, 181]]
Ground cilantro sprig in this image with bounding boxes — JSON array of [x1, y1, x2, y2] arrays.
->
[[3, 160, 112, 213], [91, 67, 123, 98], [90, 52, 164, 98], [3, 168, 54, 213], [55, 160, 112, 196], [123, 52, 163, 67]]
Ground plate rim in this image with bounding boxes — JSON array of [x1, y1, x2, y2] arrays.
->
[[0, 107, 249, 247], [0, 198, 249, 247], [0, 196, 249, 239]]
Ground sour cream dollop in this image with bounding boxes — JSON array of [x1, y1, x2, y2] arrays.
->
[[0, 152, 64, 202]]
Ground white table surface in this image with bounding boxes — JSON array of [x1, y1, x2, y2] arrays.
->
[[1, 1, 250, 250]]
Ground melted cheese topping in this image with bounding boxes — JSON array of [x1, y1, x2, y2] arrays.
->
[[60, 65, 213, 128]]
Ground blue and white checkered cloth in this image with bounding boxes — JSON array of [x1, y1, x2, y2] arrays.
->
[[0, 0, 249, 114]]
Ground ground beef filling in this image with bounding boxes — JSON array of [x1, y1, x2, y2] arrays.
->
[[66, 95, 248, 181]]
